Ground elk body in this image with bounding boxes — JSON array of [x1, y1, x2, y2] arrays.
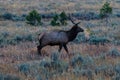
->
[[37, 21, 84, 55]]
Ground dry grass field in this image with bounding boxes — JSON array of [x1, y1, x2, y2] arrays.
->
[[0, 0, 120, 80]]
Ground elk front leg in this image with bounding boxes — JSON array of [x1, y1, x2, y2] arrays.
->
[[63, 44, 71, 58], [63, 44, 68, 53]]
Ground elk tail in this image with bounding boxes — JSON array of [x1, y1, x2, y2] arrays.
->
[[38, 33, 44, 45]]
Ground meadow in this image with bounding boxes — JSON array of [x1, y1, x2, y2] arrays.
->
[[0, 0, 120, 80]]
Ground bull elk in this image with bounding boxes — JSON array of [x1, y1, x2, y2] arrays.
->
[[37, 16, 84, 56]]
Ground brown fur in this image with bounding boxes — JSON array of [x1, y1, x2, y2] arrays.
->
[[37, 24, 84, 55]]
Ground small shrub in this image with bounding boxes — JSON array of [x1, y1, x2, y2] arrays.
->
[[36, 75, 42, 80], [2, 12, 24, 21], [97, 53, 106, 60], [7, 39, 17, 45], [0, 74, 4, 80], [50, 52, 59, 61], [4, 75, 20, 80], [41, 13, 55, 18], [88, 36, 110, 45], [24, 34, 34, 41], [72, 12, 100, 20], [59, 11, 67, 25], [95, 65, 107, 75], [84, 12, 99, 20], [80, 69, 93, 80], [1, 31, 9, 38], [14, 34, 23, 42], [12, 15, 24, 21], [71, 55, 94, 74], [18, 63, 30, 75], [113, 34, 120, 40], [107, 48, 120, 57], [82, 55, 94, 69], [50, 14, 60, 26], [73, 68, 93, 80], [0, 36, 4, 45], [26, 10, 42, 26], [50, 53, 68, 73], [114, 64, 120, 75], [99, 2, 112, 18], [2, 12, 13, 20], [50, 11, 67, 26], [112, 75, 120, 80], [39, 60, 51, 68], [0, 34, 9, 47], [114, 40, 120, 45], [0, 33, 35, 47], [70, 54, 84, 68], [0, 74, 20, 80], [0, 33, 15, 47], [40, 53, 68, 75], [116, 12, 120, 17], [14, 34, 34, 42], [95, 65, 114, 76]]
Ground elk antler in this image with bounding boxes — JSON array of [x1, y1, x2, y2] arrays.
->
[[68, 14, 76, 24], [75, 22, 81, 25], [68, 14, 81, 25]]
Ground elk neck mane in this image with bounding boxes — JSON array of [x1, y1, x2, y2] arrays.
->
[[66, 26, 79, 41]]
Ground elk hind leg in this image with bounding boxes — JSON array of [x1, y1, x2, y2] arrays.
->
[[58, 44, 63, 52], [37, 45, 42, 55]]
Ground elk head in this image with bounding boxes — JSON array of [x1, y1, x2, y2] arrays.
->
[[69, 15, 84, 32]]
